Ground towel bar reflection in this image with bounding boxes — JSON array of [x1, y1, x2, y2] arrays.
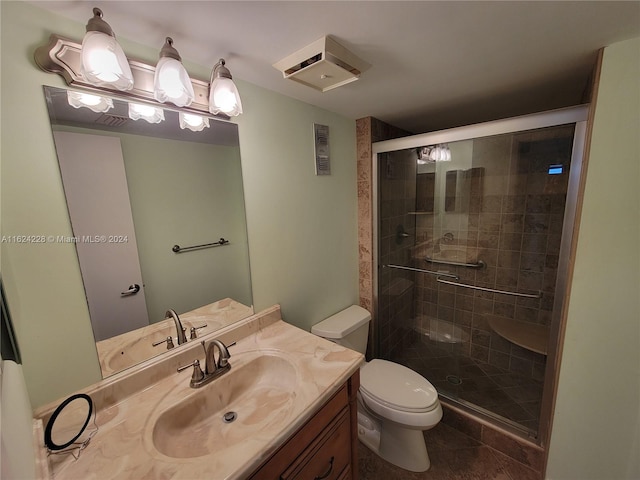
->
[[436, 277, 542, 299], [385, 264, 459, 280], [172, 238, 229, 253], [425, 256, 486, 269]]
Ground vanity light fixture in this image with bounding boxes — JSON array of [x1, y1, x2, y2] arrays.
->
[[66, 90, 113, 113], [79, 8, 134, 91], [153, 37, 195, 107], [208, 59, 243, 117], [128, 103, 165, 124], [35, 11, 243, 118], [179, 112, 210, 132]]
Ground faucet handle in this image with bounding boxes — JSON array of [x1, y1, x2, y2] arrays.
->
[[177, 359, 205, 384], [152, 336, 175, 349], [189, 324, 208, 340]]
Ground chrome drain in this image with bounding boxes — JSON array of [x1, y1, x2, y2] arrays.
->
[[222, 411, 237, 423], [446, 375, 462, 385]]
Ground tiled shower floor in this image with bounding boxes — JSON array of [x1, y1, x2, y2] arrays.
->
[[389, 336, 544, 435]]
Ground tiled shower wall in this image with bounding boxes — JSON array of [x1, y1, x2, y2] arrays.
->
[[415, 126, 575, 382], [377, 149, 418, 357], [356, 117, 410, 358]]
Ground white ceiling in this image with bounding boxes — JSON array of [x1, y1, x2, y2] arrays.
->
[[31, 1, 640, 133]]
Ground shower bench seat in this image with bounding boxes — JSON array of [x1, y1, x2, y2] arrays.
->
[[487, 315, 550, 356]]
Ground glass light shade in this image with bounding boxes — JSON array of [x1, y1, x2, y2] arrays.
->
[[66, 91, 113, 113], [439, 145, 452, 162], [80, 31, 134, 91], [128, 103, 165, 123], [179, 112, 210, 132], [424, 145, 452, 162], [153, 57, 194, 107], [209, 77, 243, 116]]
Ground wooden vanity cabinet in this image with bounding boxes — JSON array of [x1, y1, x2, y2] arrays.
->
[[248, 371, 360, 480]]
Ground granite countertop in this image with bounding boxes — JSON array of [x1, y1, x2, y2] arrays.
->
[[36, 307, 363, 480]]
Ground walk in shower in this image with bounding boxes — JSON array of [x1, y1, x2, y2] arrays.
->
[[373, 107, 587, 441]]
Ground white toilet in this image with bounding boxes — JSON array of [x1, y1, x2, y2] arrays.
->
[[312, 305, 442, 472]]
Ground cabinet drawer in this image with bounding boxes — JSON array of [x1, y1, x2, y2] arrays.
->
[[282, 410, 351, 480]]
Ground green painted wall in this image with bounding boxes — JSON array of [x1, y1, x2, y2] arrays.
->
[[546, 37, 640, 479], [0, 1, 358, 408], [13, 13, 637, 475]]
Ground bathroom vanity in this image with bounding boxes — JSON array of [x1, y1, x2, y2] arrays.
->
[[33, 305, 363, 480], [249, 380, 357, 479]]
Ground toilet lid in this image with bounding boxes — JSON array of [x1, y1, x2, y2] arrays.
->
[[360, 359, 439, 413]]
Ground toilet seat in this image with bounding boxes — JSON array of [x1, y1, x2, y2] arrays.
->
[[360, 359, 439, 413]]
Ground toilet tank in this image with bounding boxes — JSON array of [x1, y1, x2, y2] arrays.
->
[[311, 305, 371, 354]]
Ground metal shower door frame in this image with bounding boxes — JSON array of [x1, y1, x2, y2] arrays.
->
[[371, 105, 589, 442]]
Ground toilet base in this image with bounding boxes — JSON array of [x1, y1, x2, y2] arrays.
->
[[357, 411, 431, 472], [357, 411, 381, 453]]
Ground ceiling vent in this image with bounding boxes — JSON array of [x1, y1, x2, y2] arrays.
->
[[273, 36, 370, 92]]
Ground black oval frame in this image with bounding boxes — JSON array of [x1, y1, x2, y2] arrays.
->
[[44, 393, 93, 451]]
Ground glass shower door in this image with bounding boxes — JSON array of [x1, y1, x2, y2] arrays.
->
[[377, 123, 576, 439]]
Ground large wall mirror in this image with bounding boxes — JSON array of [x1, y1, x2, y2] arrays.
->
[[44, 86, 253, 377]]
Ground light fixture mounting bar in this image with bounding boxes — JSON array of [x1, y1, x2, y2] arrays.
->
[[34, 34, 222, 117]]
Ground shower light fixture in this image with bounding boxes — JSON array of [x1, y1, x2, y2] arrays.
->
[[153, 37, 195, 107], [128, 103, 165, 123], [79, 8, 134, 91], [66, 90, 113, 113], [179, 112, 210, 131], [208, 59, 243, 116], [418, 144, 452, 163]]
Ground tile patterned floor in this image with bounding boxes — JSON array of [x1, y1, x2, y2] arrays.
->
[[389, 338, 543, 435], [358, 423, 541, 480]]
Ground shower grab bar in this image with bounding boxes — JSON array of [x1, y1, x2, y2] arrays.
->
[[436, 277, 542, 299], [425, 256, 486, 269], [384, 264, 459, 280], [172, 238, 229, 253]]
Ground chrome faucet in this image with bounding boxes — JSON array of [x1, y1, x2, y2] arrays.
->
[[177, 339, 232, 388], [166, 309, 187, 345]]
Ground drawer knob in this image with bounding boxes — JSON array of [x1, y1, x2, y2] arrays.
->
[[314, 456, 334, 480]]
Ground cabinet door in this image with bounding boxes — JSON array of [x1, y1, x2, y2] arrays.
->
[[282, 410, 351, 480]]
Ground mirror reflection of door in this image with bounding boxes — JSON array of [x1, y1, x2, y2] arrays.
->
[[53, 131, 149, 340]]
